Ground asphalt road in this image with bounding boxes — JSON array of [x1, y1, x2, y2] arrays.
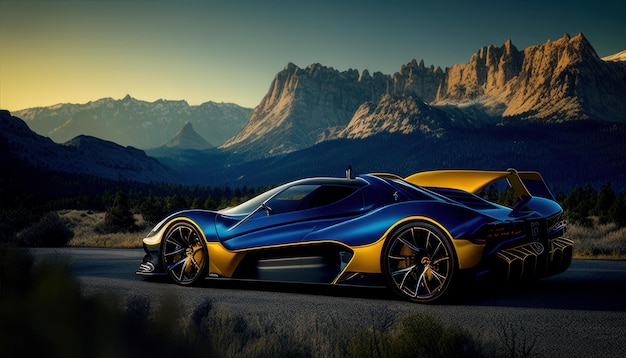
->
[[33, 248, 626, 357]]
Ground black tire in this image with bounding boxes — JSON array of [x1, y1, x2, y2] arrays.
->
[[161, 221, 208, 285], [382, 222, 457, 303]]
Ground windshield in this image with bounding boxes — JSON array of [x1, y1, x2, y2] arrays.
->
[[219, 177, 367, 216], [219, 184, 286, 216]]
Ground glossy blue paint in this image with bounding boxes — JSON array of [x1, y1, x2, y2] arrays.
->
[[155, 174, 543, 251], [138, 171, 573, 301], [172, 175, 520, 252]]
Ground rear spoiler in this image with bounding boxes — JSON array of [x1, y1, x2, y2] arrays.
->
[[404, 168, 555, 201]]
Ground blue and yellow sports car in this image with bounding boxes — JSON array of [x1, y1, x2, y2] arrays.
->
[[136, 168, 573, 303]]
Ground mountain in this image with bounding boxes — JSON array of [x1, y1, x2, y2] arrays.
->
[[332, 94, 464, 140], [5, 33, 625, 193], [149, 120, 625, 192], [14, 96, 252, 149], [0, 110, 177, 183], [221, 63, 391, 157], [603, 50, 626, 62], [163, 122, 213, 150], [221, 33, 626, 158], [501, 34, 625, 122]]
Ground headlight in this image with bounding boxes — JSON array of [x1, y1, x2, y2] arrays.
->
[[146, 217, 168, 238]]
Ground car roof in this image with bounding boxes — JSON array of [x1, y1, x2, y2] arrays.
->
[[285, 176, 369, 187]]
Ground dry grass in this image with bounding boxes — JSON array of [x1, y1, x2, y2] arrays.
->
[[60, 210, 147, 248], [60, 210, 626, 259], [568, 220, 626, 259]]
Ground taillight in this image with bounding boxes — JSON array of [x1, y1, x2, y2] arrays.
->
[[472, 221, 525, 245]]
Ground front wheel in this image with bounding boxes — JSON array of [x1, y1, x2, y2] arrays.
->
[[382, 222, 457, 303], [161, 222, 208, 285]]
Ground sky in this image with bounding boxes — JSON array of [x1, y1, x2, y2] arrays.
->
[[1, 0, 624, 111]]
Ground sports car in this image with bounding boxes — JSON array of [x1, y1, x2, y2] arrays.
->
[[136, 168, 573, 303]]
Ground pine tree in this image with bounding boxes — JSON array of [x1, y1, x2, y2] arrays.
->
[[97, 190, 137, 233], [608, 195, 626, 227], [166, 194, 189, 213], [563, 184, 597, 226], [140, 195, 167, 224], [594, 182, 615, 224]]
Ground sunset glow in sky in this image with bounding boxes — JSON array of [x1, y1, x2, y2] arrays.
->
[[1, 0, 624, 111]]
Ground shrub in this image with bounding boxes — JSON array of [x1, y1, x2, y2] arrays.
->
[[0, 246, 196, 358], [17, 212, 73, 247], [347, 313, 481, 358], [0, 246, 539, 358], [494, 320, 538, 358], [96, 190, 138, 233], [139, 196, 168, 224]]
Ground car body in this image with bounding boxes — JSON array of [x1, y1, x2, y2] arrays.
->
[[136, 168, 573, 303]]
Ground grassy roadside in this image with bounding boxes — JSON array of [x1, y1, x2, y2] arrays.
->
[[6, 210, 622, 357], [0, 245, 538, 357], [61, 210, 147, 248], [59, 209, 626, 259], [567, 222, 626, 259]]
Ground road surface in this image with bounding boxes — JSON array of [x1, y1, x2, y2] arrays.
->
[[32, 248, 626, 357]]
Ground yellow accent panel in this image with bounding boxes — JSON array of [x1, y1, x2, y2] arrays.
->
[[344, 239, 386, 273], [453, 239, 484, 269], [405, 170, 511, 194], [144, 216, 485, 278], [405, 168, 538, 200], [206, 242, 245, 277], [344, 216, 486, 274], [141, 218, 245, 277], [343, 216, 482, 274], [142, 226, 166, 246], [142, 218, 199, 246]]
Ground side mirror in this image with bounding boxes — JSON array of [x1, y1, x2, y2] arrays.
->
[[261, 203, 273, 216]]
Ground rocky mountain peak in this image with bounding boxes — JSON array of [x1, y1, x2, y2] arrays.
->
[[220, 34, 624, 159], [545, 33, 599, 66], [430, 32, 626, 122], [333, 93, 456, 140], [221, 62, 391, 156], [602, 50, 626, 62], [392, 59, 445, 102], [438, 38, 523, 103], [503, 32, 625, 121], [15, 97, 251, 149], [163, 121, 213, 150]]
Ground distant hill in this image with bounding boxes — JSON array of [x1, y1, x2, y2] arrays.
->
[[0, 110, 177, 183], [14, 95, 251, 149]]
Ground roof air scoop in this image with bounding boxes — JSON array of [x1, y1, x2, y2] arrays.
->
[[346, 165, 355, 180]]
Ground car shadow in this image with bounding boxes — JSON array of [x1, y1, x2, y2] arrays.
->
[[454, 263, 626, 312], [196, 278, 398, 301], [142, 260, 626, 311]]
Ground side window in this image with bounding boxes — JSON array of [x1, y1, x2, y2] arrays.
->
[[267, 184, 359, 214], [268, 185, 321, 214], [304, 186, 358, 209]]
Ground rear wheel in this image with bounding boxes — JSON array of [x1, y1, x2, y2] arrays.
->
[[382, 222, 457, 303], [161, 222, 208, 285]]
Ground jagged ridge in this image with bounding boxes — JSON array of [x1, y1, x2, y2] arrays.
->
[[14, 95, 252, 149], [222, 33, 626, 158]]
